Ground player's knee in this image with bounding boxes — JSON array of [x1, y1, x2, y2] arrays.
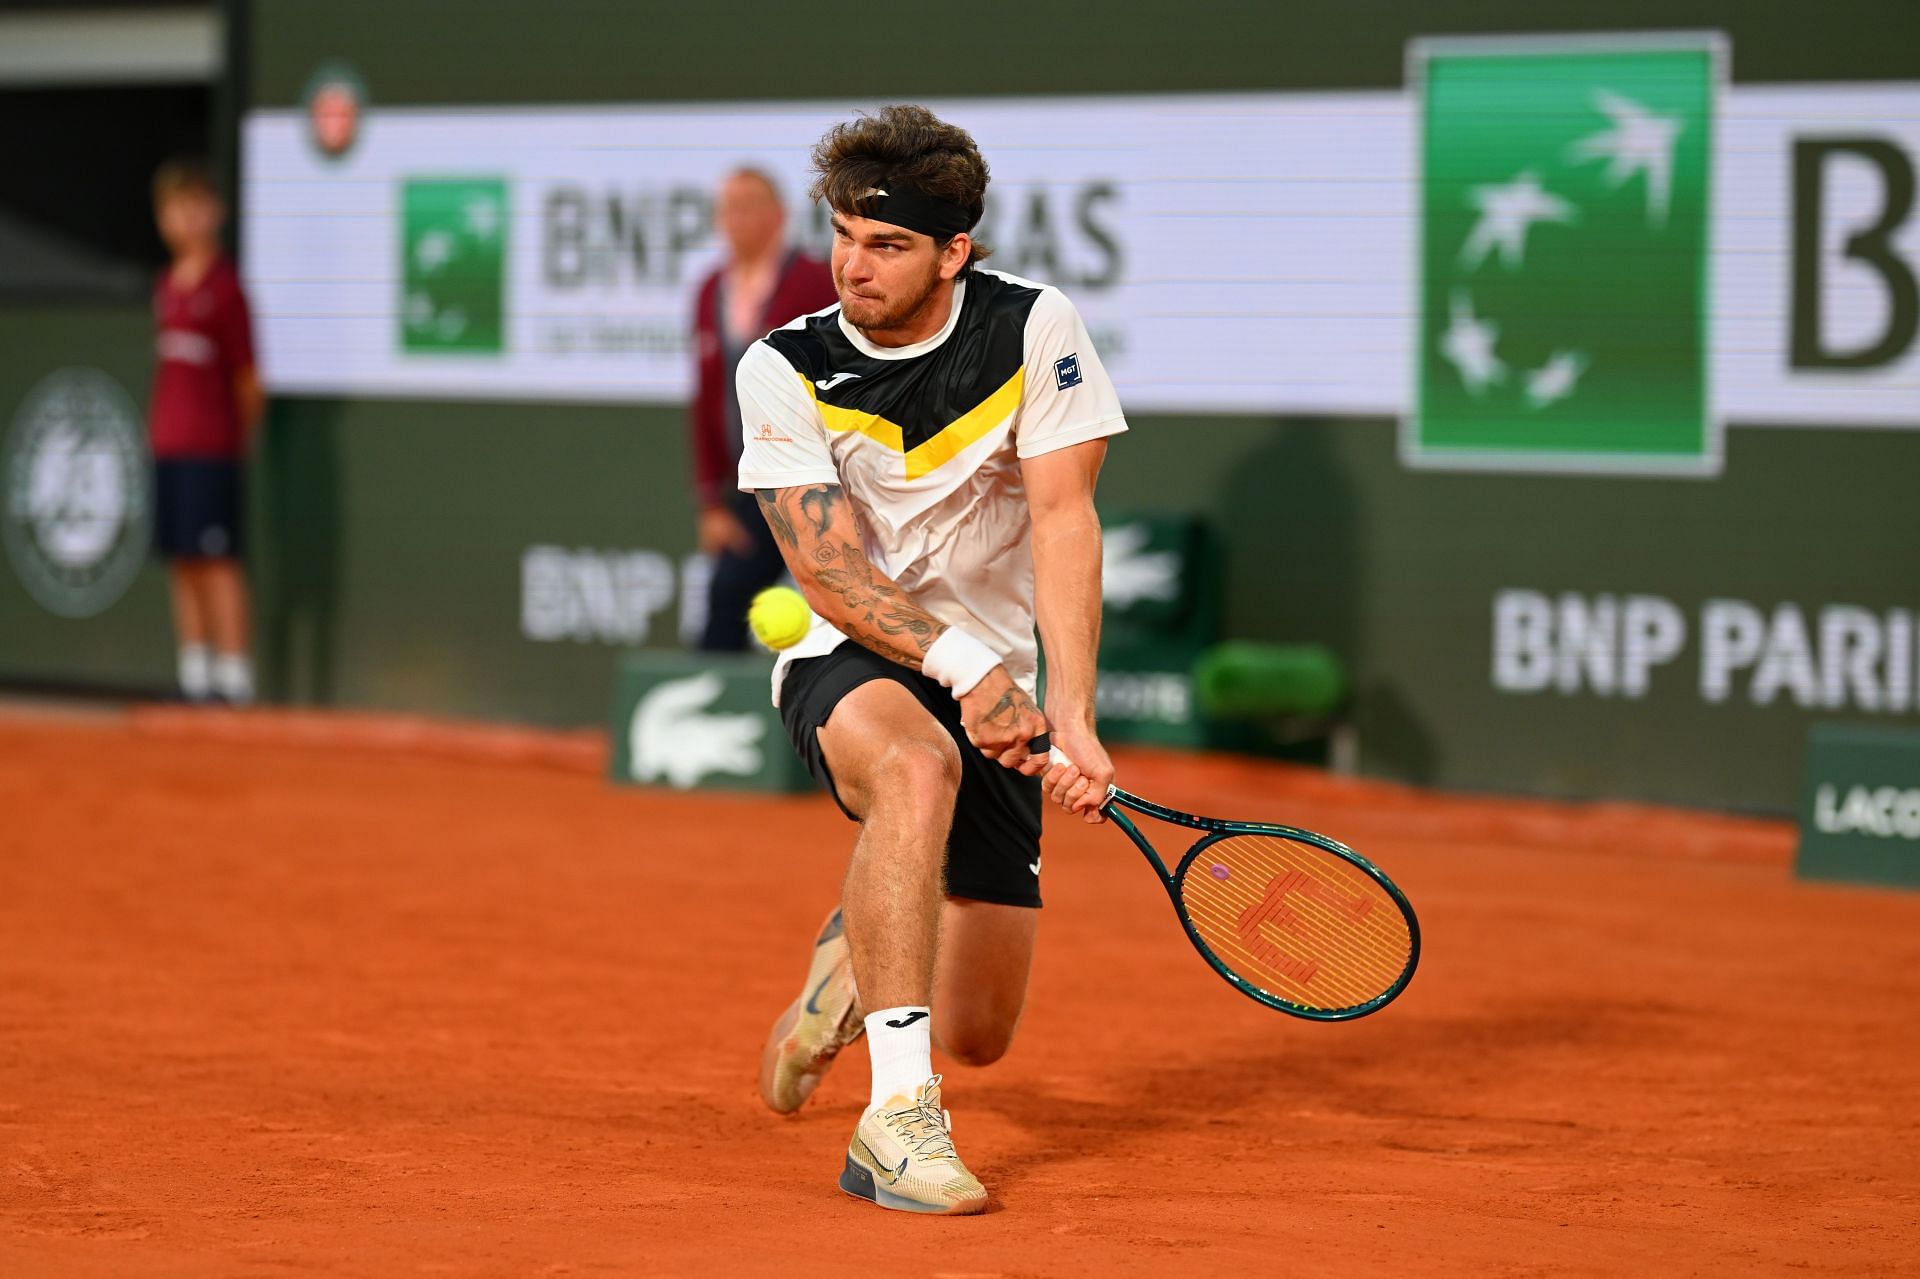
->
[[878, 736, 961, 814]]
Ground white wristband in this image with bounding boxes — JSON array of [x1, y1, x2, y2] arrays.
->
[[921, 627, 1001, 698]]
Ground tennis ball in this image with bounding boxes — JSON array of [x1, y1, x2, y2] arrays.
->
[[748, 586, 812, 651]]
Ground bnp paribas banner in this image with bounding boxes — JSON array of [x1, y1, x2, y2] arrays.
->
[[242, 36, 1918, 474]]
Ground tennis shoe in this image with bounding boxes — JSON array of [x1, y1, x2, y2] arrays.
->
[[838, 1076, 988, 1215], [759, 906, 863, 1114]]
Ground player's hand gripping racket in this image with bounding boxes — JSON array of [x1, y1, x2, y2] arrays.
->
[[1033, 736, 1420, 1021]]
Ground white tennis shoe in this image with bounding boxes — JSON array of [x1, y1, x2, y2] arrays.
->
[[838, 1076, 988, 1215]]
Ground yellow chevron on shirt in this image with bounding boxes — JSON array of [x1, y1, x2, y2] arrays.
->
[[798, 368, 1025, 481]]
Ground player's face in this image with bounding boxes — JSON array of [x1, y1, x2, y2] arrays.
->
[[831, 214, 966, 337], [156, 190, 222, 255]]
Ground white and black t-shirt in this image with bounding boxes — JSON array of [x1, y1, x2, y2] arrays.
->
[[736, 268, 1127, 704]]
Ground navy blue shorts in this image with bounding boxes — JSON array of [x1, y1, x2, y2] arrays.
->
[[778, 643, 1043, 909], [152, 458, 243, 560]]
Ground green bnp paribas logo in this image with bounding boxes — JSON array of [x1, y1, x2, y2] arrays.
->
[[400, 177, 507, 354], [1409, 36, 1723, 475]]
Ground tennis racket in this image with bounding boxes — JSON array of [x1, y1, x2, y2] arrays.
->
[[1035, 738, 1420, 1021]]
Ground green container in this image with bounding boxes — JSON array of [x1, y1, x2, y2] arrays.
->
[[1193, 641, 1347, 720]]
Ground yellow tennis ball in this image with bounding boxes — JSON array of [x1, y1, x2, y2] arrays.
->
[[748, 586, 812, 651]]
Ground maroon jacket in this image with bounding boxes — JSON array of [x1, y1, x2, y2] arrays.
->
[[691, 251, 838, 508]]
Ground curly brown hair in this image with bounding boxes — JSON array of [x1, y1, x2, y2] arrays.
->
[[810, 104, 991, 267]]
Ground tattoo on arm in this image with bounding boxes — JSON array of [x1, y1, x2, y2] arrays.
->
[[754, 489, 798, 550], [982, 684, 1039, 727], [875, 607, 937, 649], [757, 484, 949, 667], [798, 485, 840, 537], [813, 540, 947, 660]]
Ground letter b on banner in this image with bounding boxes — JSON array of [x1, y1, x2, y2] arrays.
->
[[1791, 138, 1918, 369]]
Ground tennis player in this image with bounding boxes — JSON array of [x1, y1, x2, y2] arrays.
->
[[737, 105, 1123, 1214]]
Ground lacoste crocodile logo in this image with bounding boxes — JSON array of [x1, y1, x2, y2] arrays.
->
[[628, 672, 765, 788]]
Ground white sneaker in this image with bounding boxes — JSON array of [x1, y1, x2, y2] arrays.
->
[[838, 1076, 987, 1215]]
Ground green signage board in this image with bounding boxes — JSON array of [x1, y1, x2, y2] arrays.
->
[[1409, 35, 1721, 475], [607, 650, 811, 794], [399, 176, 508, 354], [1795, 725, 1920, 890]]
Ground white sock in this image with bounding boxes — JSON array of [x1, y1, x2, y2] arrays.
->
[[865, 1006, 933, 1112], [178, 644, 212, 701], [213, 653, 255, 706]]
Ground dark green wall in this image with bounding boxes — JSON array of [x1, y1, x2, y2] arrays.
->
[[0, 306, 175, 693], [254, 397, 697, 720], [249, 0, 1919, 104]]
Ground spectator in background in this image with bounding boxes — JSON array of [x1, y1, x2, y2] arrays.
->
[[689, 168, 836, 651], [149, 159, 263, 703]]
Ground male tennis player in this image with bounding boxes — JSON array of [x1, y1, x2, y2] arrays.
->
[[737, 105, 1123, 1214]]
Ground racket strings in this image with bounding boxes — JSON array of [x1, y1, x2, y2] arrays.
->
[[1179, 833, 1413, 1013]]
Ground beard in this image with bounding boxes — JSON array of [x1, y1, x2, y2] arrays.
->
[[837, 258, 944, 336]]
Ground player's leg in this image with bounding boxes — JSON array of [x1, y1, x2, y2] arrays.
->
[[817, 677, 985, 1214], [816, 676, 957, 1031], [758, 650, 953, 1116], [764, 646, 985, 1212], [930, 691, 1046, 1067], [933, 899, 1037, 1067]]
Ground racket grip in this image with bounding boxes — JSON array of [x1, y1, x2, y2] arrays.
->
[[1025, 733, 1076, 770], [1027, 733, 1116, 809]]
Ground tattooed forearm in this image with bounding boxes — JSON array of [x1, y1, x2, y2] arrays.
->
[[875, 607, 939, 652], [798, 485, 841, 537], [810, 540, 947, 663], [754, 489, 798, 550], [860, 635, 918, 665], [757, 485, 950, 671]]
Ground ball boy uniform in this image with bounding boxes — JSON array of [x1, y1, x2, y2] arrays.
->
[[150, 256, 255, 559]]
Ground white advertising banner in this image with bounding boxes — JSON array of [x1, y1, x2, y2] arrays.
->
[[241, 83, 1919, 423]]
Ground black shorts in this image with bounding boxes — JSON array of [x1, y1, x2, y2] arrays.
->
[[779, 643, 1043, 909], [152, 458, 243, 560]]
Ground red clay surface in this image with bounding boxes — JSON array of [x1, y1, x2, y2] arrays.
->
[[3, 709, 1917, 1277]]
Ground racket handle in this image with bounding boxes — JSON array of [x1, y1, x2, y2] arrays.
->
[[1026, 733, 1081, 768], [1026, 735, 1114, 804]]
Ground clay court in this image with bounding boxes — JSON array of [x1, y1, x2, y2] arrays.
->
[[3, 708, 1917, 1277]]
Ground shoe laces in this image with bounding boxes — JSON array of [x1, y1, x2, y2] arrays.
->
[[884, 1077, 958, 1161]]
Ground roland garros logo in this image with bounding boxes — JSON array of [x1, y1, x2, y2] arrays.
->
[[2, 368, 150, 618]]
